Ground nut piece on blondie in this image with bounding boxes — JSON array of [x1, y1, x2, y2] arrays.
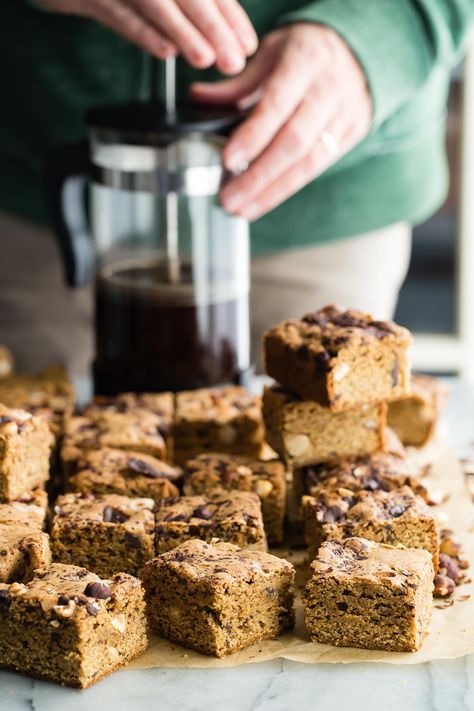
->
[[66, 447, 181, 502], [0, 563, 148, 687], [0, 405, 54, 501], [0, 490, 51, 583], [183, 453, 286, 546], [0, 365, 74, 439], [303, 537, 434, 652], [155, 491, 267, 553], [83, 392, 174, 459], [264, 305, 412, 410], [0, 346, 13, 378], [387, 374, 450, 447], [263, 385, 386, 468], [302, 485, 439, 567], [61, 409, 170, 475], [142, 539, 295, 657], [174, 387, 264, 465], [294, 453, 429, 511], [51, 493, 155, 577]]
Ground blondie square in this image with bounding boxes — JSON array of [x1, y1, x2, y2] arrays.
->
[[155, 491, 266, 553], [0, 365, 74, 439], [302, 486, 439, 567], [0, 405, 54, 501], [264, 305, 412, 410], [61, 409, 170, 475], [0, 490, 51, 583], [51, 493, 155, 577], [66, 447, 181, 502], [84, 392, 173, 460], [388, 374, 450, 447], [0, 563, 148, 687], [142, 539, 295, 657], [183, 453, 286, 545], [294, 453, 429, 510], [262, 385, 386, 468], [174, 386, 264, 465], [303, 537, 434, 652]]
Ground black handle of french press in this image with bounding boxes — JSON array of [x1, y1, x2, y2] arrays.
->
[[45, 140, 95, 288]]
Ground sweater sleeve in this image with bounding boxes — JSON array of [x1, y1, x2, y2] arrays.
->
[[277, 0, 474, 127]]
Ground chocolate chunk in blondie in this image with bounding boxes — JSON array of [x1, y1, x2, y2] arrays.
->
[[0, 405, 54, 501], [174, 386, 264, 465], [264, 305, 411, 410], [302, 485, 439, 567], [263, 385, 386, 468], [155, 491, 266, 553], [51, 493, 155, 577], [388, 374, 450, 447], [142, 539, 294, 657], [66, 447, 181, 502], [303, 537, 434, 652], [183, 453, 286, 546], [0, 563, 147, 687]]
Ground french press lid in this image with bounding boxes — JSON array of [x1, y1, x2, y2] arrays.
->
[[86, 101, 245, 197]]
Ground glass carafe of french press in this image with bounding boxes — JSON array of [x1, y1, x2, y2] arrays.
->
[[49, 97, 250, 394]]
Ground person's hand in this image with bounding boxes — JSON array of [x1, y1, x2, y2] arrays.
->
[[38, 0, 258, 74], [191, 24, 372, 220]]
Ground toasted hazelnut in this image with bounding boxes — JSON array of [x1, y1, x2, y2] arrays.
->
[[0, 421, 18, 436], [434, 574, 455, 598], [286, 434, 311, 458], [110, 613, 126, 634], [254, 479, 274, 498], [9, 582, 27, 595], [440, 537, 462, 558], [53, 599, 76, 618]]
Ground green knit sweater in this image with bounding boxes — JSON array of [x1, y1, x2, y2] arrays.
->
[[0, 0, 472, 254]]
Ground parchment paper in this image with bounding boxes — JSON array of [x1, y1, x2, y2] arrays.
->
[[129, 441, 474, 669]]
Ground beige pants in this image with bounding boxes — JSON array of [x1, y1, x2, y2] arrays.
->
[[0, 212, 411, 376]]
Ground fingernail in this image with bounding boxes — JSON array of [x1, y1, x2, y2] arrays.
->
[[242, 202, 261, 220], [225, 150, 248, 174], [222, 190, 245, 213], [190, 46, 214, 67], [220, 49, 245, 73], [242, 32, 258, 54]]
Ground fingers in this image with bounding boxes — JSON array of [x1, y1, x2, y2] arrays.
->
[[228, 116, 347, 221], [220, 83, 338, 213], [175, 0, 245, 74], [223, 38, 316, 171], [190, 48, 273, 105], [130, 0, 215, 67], [215, 0, 258, 55], [84, 0, 178, 59]]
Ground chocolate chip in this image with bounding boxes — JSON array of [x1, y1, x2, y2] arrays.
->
[[322, 505, 346, 523], [387, 503, 406, 518], [221, 469, 237, 485], [0, 589, 12, 610], [57, 594, 69, 606], [84, 582, 112, 599], [86, 603, 99, 616], [103, 506, 130, 524], [391, 356, 399, 386], [296, 345, 310, 361], [127, 457, 162, 479], [337, 602, 348, 612], [124, 532, 141, 549], [193, 506, 213, 520], [164, 513, 188, 522]]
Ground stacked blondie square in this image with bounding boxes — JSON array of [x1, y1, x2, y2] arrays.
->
[[263, 305, 442, 652]]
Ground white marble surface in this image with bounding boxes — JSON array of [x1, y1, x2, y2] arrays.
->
[[1, 379, 473, 711]]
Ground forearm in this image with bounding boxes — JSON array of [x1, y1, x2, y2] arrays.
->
[[277, 0, 474, 126]]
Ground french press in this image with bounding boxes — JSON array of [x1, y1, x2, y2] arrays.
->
[[49, 61, 251, 394]]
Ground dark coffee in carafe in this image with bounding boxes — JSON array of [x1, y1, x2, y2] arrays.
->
[[93, 259, 247, 394]]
